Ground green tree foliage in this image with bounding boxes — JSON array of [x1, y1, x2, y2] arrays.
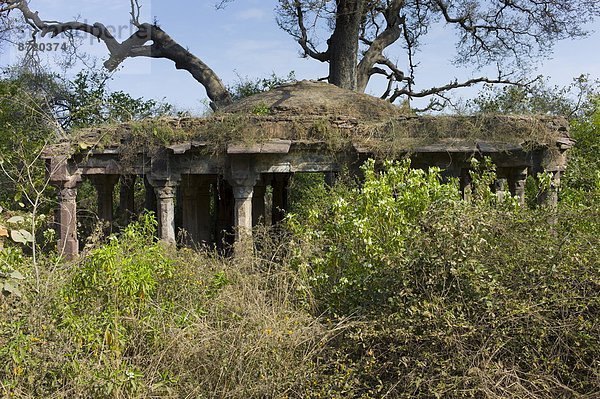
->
[[469, 75, 599, 118], [0, 68, 173, 206], [227, 71, 296, 101], [469, 75, 600, 207], [0, 71, 58, 208], [64, 71, 173, 128], [562, 97, 600, 204]]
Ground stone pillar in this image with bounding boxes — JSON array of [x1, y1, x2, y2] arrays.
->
[[119, 175, 137, 222], [233, 184, 254, 256], [227, 156, 259, 257], [150, 180, 178, 244], [57, 183, 79, 260], [175, 185, 183, 237], [538, 170, 561, 209], [89, 175, 119, 227], [181, 175, 199, 245], [494, 178, 508, 203], [508, 167, 528, 206], [47, 156, 81, 260], [144, 176, 158, 214], [272, 173, 291, 225], [252, 176, 266, 227], [216, 179, 235, 251], [181, 175, 213, 246], [324, 171, 337, 188], [197, 178, 213, 244], [460, 168, 472, 201]]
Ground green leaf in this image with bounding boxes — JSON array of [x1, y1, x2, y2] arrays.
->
[[10, 229, 33, 244]]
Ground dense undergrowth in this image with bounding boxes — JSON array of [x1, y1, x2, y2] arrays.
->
[[1, 76, 599, 397], [1, 215, 325, 398], [288, 160, 600, 398], [1, 155, 599, 398]]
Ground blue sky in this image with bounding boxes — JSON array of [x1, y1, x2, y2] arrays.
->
[[2, 0, 600, 113]]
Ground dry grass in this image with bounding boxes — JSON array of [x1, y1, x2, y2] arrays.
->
[[0, 237, 339, 398]]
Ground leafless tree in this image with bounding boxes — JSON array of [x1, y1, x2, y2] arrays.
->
[[277, 0, 600, 102]]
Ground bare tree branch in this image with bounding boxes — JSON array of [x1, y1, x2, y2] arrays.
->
[[293, 0, 330, 62], [389, 76, 530, 103], [130, 0, 142, 27], [2, 0, 232, 110], [356, 0, 404, 92]]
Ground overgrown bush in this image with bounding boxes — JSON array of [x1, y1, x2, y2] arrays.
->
[[289, 160, 600, 398], [0, 214, 325, 398], [562, 96, 600, 206]]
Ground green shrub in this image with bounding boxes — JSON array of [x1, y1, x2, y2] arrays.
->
[[1, 214, 326, 398], [60, 213, 173, 354], [288, 159, 462, 314], [289, 159, 600, 398], [562, 97, 600, 206]]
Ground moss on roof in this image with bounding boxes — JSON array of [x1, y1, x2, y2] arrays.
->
[[57, 80, 570, 158]]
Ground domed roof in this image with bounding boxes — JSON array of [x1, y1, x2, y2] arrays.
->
[[220, 80, 405, 121]]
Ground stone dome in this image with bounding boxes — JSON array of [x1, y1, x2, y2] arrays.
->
[[220, 80, 405, 121]]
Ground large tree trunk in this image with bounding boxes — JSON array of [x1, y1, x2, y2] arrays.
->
[[328, 0, 365, 91]]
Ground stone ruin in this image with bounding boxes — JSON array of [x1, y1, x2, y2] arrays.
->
[[42, 81, 574, 259]]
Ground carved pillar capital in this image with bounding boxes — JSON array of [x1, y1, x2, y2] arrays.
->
[[233, 185, 254, 200], [59, 186, 78, 202], [155, 184, 177, 200]]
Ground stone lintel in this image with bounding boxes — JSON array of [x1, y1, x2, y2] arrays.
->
[[227, 139, 291, 155], [150, 149, 173, 180], [47, 156, 81, 185]]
